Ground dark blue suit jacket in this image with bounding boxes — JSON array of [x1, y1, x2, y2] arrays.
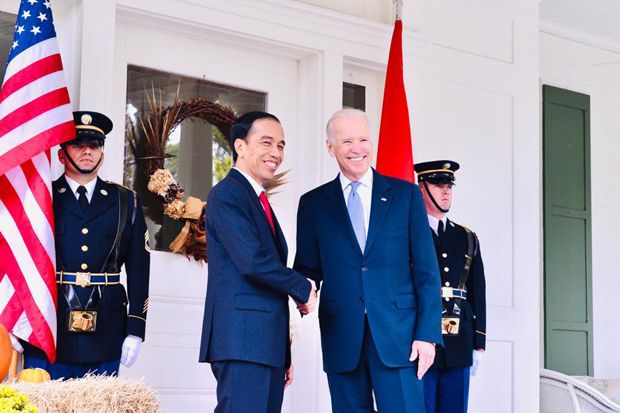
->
[[199, 169, 311, 368], [294, 169, 443, 374]]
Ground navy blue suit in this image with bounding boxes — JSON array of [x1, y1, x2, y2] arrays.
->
[[423, 219, 486, 413], [23, 176, 150, 377], [294, 169, 442, 412], [199, 169, 311, 413]]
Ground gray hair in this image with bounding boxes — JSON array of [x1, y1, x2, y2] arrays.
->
[[326, 108, 369, 143]]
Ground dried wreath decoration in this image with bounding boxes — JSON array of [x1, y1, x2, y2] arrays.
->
[[131, 87, 288, 263]]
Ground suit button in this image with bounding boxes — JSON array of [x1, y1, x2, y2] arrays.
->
[[82, 228, 89, 234], [444, 267, 450, 272], [442, 253, 448, 258], [80, 263, 88, 270], [81, 245, 88, 252], [361, 267, 368, 272]]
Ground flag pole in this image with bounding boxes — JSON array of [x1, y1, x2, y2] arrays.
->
[[393, 0, 403, 20]]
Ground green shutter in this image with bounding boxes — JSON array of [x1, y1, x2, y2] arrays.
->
[[543, 85, 593, 375]]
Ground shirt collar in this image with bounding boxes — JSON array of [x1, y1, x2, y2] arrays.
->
[[427, 214, 448, 234], [234, 167, 265, 197], [64, 175, 97, 198], [339, 167, 373, 191]]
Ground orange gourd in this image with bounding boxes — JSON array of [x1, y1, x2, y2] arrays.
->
[[0, 324, 12, 380], [18, 367, 51, 383]]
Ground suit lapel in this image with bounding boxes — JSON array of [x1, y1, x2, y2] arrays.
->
[[85, 178, 116, 221], [364, 170, 392, 255], [229, 169, 287, 260], [54, 175, 84, 218], [323, 175, 363, 253]]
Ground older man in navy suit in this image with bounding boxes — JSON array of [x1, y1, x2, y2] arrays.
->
[[199, 111, 317, 413], [294, 109, 443, 413]]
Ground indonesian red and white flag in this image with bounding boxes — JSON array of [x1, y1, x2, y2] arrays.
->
[[376, 17, 415, 183], [0, 0, 75, 362]]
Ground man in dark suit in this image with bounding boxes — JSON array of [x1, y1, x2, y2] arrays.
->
[[199, 111, 317, 413], [21, 111, 150, 379], [414, 160, 486, 413], [294, 109, 442, 413]]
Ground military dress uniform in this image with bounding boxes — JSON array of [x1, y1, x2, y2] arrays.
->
[[22, 112, 150, 379], [415, 161, 486, 413]]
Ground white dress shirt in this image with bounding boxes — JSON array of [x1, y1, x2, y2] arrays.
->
[[339, 168, 373, 236], [427, 214, 448, 236], [64, 175, 97, 203]]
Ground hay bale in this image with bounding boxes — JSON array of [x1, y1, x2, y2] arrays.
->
[[10, 375, 160, 413]]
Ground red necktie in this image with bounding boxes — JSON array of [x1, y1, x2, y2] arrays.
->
[[259, 191, 276, 234]]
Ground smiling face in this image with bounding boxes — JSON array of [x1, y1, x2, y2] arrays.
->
[[326, 115, 373, 182], [234, 118, 285, 187]]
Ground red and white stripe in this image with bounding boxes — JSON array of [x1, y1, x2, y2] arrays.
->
[[0, 34, 75, 362]]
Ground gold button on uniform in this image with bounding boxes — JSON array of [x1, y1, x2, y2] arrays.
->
[[445, 282, 450, 287], [82, 228, 89, 234], [81, 245, 89, 252], [444, 267, 450, 272], [442, 253, 448, 258], [80, 263, 88, 270]]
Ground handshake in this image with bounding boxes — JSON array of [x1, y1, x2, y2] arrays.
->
[[296, 279, 318, 315]]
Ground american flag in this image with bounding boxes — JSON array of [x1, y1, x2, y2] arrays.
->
[[0, 0, 75, 362]]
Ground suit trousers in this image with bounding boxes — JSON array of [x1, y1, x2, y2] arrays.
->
[[326, 317, 424, 413], [24, 356, 120, 380], [423, 366, 470, 413], [211, 360, 285, 413]]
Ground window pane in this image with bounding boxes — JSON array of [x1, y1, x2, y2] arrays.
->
[[343, 82, 366, 110], [0, 11, 16, 80], [125, 65, 266, 251]]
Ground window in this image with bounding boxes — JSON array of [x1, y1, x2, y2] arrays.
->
[[124, 65, 266, 251], [0, 11, 16, 80], [343, 82, 366, 110]]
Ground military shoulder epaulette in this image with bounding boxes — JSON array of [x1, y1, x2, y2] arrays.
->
[[449, 219, 477, 236], [106, 180, 137, 196]]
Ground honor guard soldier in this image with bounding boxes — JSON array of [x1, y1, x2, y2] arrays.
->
[[21, 111, 150, 379], [415, 160, 486, 413]]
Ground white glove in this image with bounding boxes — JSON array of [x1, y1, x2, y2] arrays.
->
[[9, 333, 23, 353], [470, 350, 484, 376], [120, 335, 142, 367]]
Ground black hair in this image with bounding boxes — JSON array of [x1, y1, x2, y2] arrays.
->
[[229, 111, 280, 162]]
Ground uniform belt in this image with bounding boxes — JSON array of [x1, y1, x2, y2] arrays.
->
[[441, 287, 467, 300], [56, 272, 121, 287]]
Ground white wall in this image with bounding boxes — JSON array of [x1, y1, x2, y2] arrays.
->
[[540, 22, 620, 379]]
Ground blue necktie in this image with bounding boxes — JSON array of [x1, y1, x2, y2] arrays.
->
[[347, 181, 366, 251]]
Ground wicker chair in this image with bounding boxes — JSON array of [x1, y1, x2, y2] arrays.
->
[[541, 368, 620, 413]]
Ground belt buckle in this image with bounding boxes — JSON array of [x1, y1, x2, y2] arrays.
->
[[75, 272, 91, 287], [441, 286, 454, 299]]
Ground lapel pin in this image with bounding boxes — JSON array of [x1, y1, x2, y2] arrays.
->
[[58, 187, 66, 193], [381, 197, 387, 202], [100, 189, 108, 196]]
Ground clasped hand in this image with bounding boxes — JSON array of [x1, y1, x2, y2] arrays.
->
[[297, 281, 317, 314]]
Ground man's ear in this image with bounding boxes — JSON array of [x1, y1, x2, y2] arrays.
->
[[58, 147, 65, 165], [234, 138, 245, 160], [326, 139, 335, 158]]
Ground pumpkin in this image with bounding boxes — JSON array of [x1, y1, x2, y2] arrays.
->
[[18, 367, 51, 383], [0, 323, 12, 380]]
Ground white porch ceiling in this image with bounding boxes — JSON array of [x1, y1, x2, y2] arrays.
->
[[541, 0, 620, 46]]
